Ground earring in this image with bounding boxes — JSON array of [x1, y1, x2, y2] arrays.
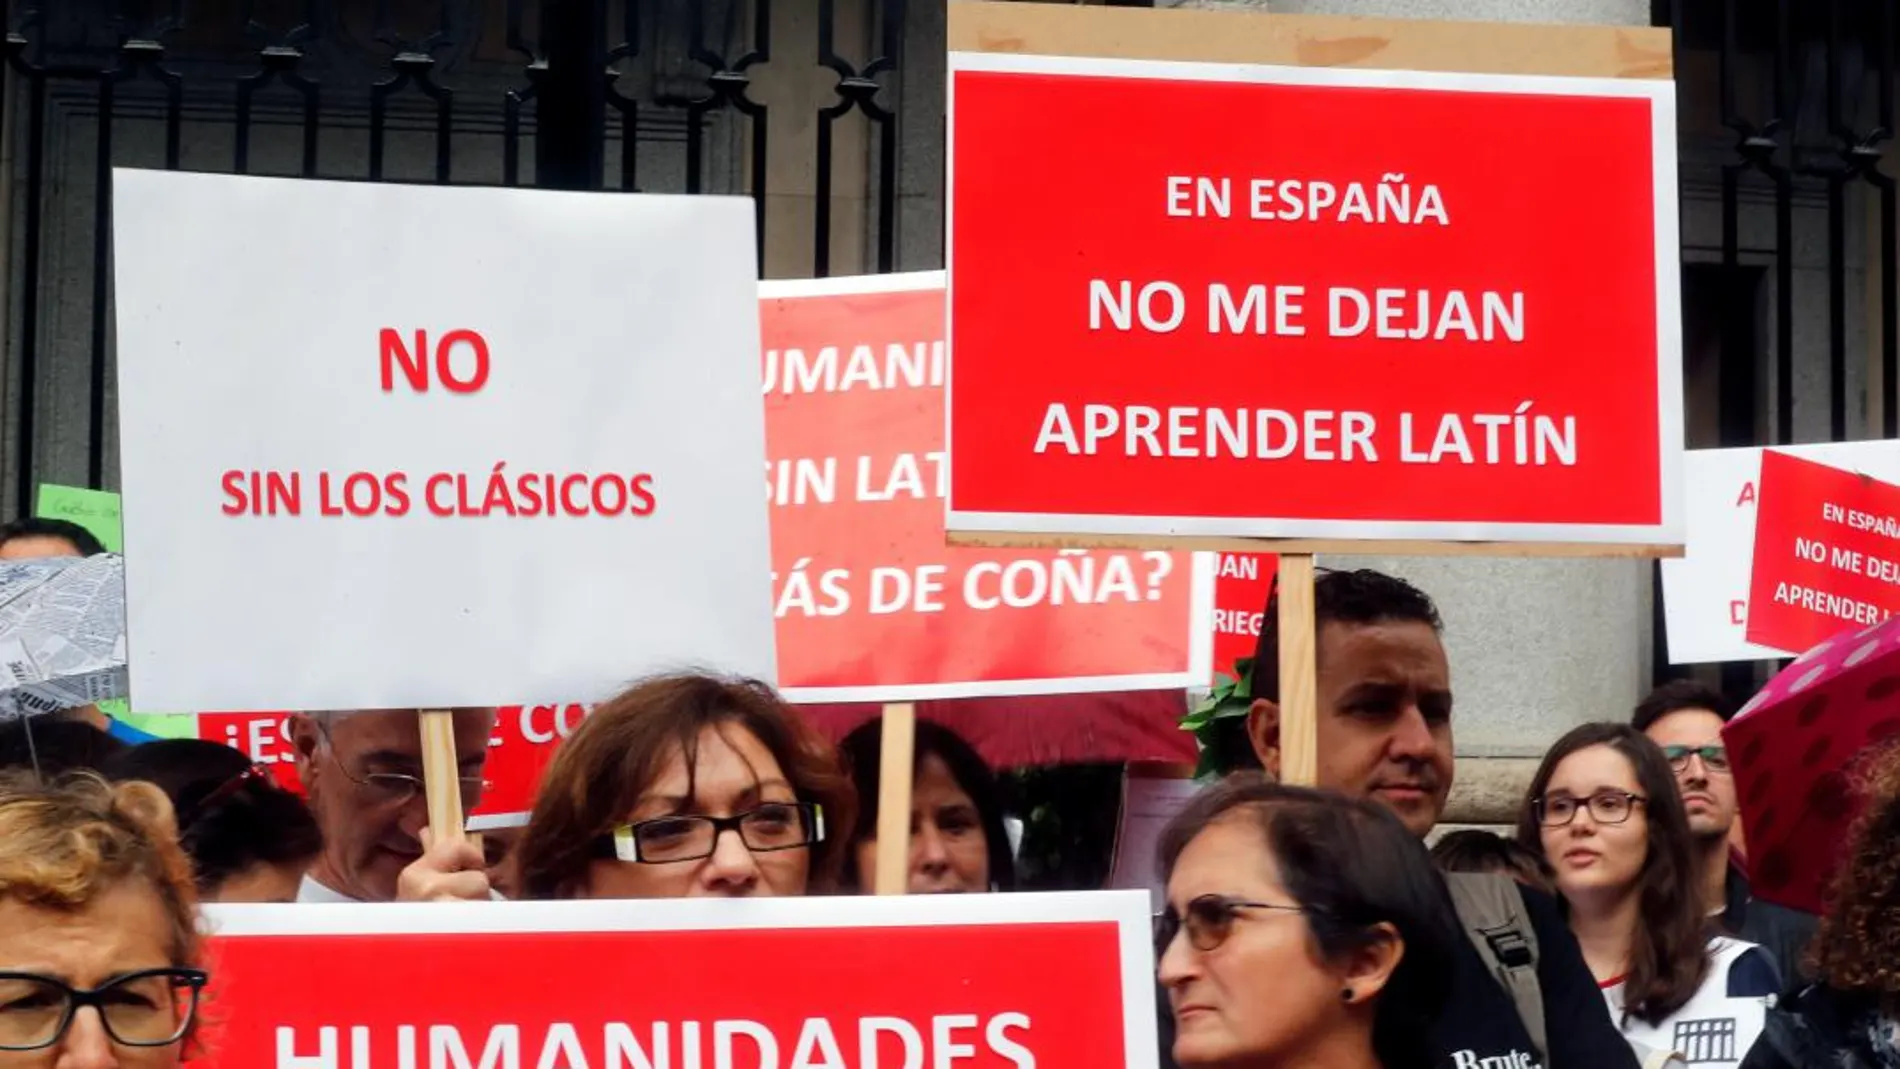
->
[[1340, 988, 1354, 1002]]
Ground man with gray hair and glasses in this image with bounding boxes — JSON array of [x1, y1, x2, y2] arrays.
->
[[288, 708, 497, 903]]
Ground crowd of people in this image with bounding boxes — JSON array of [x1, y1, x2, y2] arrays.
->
[[1, 517, 1896, 1069]]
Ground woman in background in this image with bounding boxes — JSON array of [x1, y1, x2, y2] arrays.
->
[[839, 716, 1016, 894], [105, 738, 323, 903], [0, 770, 208, 1068], [1518, 723, 1778, 1067], [1742, 739, 1900, 1069], [1431, 828, 1557, 895], [515, 672, 856, 899], [1157, 775, 1455, 1069]]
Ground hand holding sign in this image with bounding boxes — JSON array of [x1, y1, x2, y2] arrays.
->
[[396, 826, 493, 903]]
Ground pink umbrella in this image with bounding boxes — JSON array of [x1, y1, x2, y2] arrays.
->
[[1722, 615, 1900, 915]]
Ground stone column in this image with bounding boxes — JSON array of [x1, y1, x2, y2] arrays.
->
[[752, 0, 875, 280]]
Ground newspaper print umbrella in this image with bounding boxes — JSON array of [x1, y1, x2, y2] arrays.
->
[[0, 554, 128, 718], [1722, 615, 1900, 915]]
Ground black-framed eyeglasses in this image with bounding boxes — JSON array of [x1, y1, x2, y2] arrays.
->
[[1661, 744, 1731, 775], [1154, 893, 1305, 956], [1535, 790, 1646, 828], [313, 722, 490, 807], [594, 802, 825, 864], [0, 969, 207, 1051]]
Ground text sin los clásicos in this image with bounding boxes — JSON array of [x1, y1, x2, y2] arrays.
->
[[220, 328, 660, 520]]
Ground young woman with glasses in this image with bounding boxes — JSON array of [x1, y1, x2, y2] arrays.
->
[[1517, 723, 1780, 1068], [513, 672, 857, 899], [0, 770, 208, 1068], [1154, 775, 1455, 1069]]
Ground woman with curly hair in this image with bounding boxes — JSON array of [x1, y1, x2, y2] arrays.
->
[[1742, 739, 1900, 1069], [0, 769, 209, 1067]]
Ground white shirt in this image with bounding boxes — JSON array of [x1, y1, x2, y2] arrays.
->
[[295, 873, 506, 902], [1601, 936, 1778, 1067], [296, 874, 360, 903]]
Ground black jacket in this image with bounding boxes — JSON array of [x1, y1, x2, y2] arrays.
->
[[1722, 864, 1821, 998], [1738, 983, 1900, 1069]]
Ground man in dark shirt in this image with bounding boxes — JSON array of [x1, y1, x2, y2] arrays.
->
[[1161, 569, 1637, 1069], [1635, 680, 1820, 993]]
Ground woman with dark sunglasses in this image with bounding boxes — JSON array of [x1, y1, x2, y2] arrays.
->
[[0, 769, 208, 1068], [1155, 775, 1455, 1069], [1517, 723, 1780, 1068], [104, 738, 323, 903], [514, 672, 857, 899]]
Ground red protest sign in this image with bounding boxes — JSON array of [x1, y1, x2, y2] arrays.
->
[[197, 711, 300, 781], [763, 273, 1211, 700], [467, 704, 588, 827], [945, 56, 1682, 548], [194, 895, 1158, 1069], [1745, 450, 1900, 654], [1211, 553, 1277, 682], [198, 705, 587, 828]]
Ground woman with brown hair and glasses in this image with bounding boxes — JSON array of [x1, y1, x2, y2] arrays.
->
[[514, 672, 856, 899], [1155, 775, 1456, 1069], [1518, 723, 1780, 1068], [0, 769, 208, 1068]]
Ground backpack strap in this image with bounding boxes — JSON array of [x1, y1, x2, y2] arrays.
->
[[1446, 872, 1547, 1058]]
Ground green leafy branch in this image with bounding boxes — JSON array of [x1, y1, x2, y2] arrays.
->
[[1180, 656, 1255, 780]]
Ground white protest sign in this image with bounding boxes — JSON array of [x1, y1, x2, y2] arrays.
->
[[113, 170, 775, 711], [1660, 440, 1900, 664]]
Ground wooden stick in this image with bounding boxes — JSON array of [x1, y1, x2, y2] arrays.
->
[[872, 702, 917, 895], [947, 0, 1673, 81], [946, 529, 1683, 559], [418, 709, 466, 846], [1277, 555, 1319, 786]]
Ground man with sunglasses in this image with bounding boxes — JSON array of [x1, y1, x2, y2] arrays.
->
[[1634, 680, 1818, 994], [288, 708, 497, 903]]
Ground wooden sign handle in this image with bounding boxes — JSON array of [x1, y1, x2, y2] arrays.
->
[[419, 709, 466, 846], [872, 702, 917, 895], [1277, 555, 1320, 786]]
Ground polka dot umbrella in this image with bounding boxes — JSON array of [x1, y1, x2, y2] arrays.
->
[[1723, 615, 1900, 915]]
